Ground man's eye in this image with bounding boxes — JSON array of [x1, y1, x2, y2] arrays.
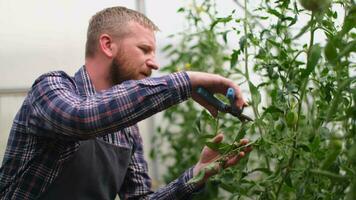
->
[[140, 47, 149, 54]]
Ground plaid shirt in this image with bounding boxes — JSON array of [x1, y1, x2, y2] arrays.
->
[[0, 66, 200, 199]]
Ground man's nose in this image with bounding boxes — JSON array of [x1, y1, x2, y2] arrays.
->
[[146, 58, 159, 70]]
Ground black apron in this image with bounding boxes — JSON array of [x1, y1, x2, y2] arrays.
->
[[39, 139, 132, 200]]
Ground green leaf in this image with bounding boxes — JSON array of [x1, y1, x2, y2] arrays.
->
[[288, 15, 298, 27], [251, 167, 272, 175], [267, 8, 284, 19], [219, 182, 236, 193], [310, 135, 321, 152], [256, 48, 266, 59], [285, 174, 293, 188], [267, 39, 282, 48], [239, 35, 248, 52], [162, 44, 173, 52], [222, 31, 229, 44], [341, 5, 356, 36], [293, 21, 312, 39], [205, 141, 221, 151], [326, 78, 354, 122], [262, 105, 284, 116], [302, 44, 321, 78], [230, 50, 240, 68], [248, 81, 261, 106], [210, 16, 233, 30], [194, 112, 202, 135], [177, 7, 185, 13], [205, 141, 231, 154], [234, 122, 251, 142], [337, 40, 356, 60]]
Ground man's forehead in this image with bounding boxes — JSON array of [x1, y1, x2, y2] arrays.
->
[[127, 21, 155, 35], [126, 21, 156, 44]]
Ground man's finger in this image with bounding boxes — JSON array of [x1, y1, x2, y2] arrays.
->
[[231, 85, 247, 110], [240, 138, 249, 145], [244, 146, 253, 153], [224, 155, 239, 167], [238, 151, 245, 158], [212, 133, 224, 143]]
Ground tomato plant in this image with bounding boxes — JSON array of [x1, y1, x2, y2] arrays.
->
[[151, 0, 355, 199]]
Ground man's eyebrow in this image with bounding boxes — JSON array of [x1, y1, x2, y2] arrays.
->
[[139, 43, 155, 51]]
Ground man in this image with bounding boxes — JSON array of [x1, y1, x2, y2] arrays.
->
[[0, 6, 251, 200]]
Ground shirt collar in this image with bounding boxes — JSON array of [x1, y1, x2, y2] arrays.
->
[[74, 65, 96, 97]]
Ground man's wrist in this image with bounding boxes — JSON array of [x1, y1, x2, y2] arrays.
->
[[192, 164, 205, 187], [192, 163, 214, 187], [168, 71, 192, 100], [187, 166, 207, 192]]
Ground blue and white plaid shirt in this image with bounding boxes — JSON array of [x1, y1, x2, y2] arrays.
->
[[0, 66, 200, 199]]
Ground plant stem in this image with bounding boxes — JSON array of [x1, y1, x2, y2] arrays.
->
[[242, 0, 270, 171], [209, 140, 258, 167], [215, 115, 220, 135], [275, 12, 315, 199], [309, 169, 349, 181], [296, 13, 316, 133]]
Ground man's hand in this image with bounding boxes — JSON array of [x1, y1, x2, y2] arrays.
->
[[192, 133, 252, 185], [186, 71, 247, 117]]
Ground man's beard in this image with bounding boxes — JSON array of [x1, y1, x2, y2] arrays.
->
[[109, 54, 148, 85], [110, 57, 121, 85]]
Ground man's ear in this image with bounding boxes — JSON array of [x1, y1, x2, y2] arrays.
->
[[99, 34, 116, 58]]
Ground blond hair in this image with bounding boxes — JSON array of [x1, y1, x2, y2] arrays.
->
[[85, 6, 159, 58]]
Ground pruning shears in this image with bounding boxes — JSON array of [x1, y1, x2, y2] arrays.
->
[[196, 86, 253, 122]]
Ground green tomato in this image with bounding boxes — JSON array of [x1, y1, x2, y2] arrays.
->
[[324, 40, 337, 63], [299, 0, 331, 12], [285, 111, 298, 127]]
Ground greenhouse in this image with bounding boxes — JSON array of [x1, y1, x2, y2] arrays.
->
[[0, 0, 355, 199]]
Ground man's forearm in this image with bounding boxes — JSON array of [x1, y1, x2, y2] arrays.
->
[[28, 71, 192, 140]]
